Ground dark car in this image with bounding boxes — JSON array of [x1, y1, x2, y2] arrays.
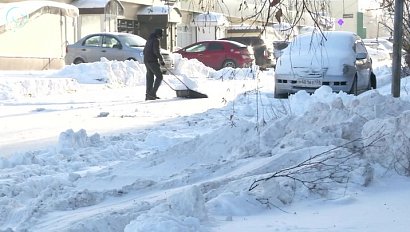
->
[[65, 32, 174, 73], [174, 40, 254, 70], [220, 36, 274, 70]]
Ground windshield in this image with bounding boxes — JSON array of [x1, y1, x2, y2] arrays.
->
[[118, 34, 146, 47]]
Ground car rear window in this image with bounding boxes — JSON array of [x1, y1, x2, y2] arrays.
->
[[84, 36, 101, 47], [186, 43, 207, 52], [226, 40, 248, 48], [208, 42, 224, 51], [223, 37, 264, 47], [119, 34, 146, 47]]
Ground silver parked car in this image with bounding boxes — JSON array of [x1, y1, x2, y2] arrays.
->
[[65, 32, 174, 73], [274, 31, 376, 98]]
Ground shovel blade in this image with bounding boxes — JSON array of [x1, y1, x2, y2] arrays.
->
[[176, 89, 208, 98]]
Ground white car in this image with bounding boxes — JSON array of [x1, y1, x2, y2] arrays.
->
[[274, 31, 377, 98], [65, 32, 174, 73]]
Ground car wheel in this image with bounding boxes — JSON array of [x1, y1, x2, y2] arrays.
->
[[222, 59, 237, 69], [349, 74, 358, 96], [370, 72, 377, 89], [365, 72, 377, 91], [366, 78, 372, 91], [73, 58, 85, 65]]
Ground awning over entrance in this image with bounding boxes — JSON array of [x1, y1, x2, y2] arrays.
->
[[72, 0, 124, 16], [0, 1, 79, 34], [191, 12, 229, 27], [137, 5, 182, 24]]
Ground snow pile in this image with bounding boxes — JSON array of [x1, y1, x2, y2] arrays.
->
[[55, 58, 147, 86], [362, 104, 410, 176], [57, 54, 219, 87], [0, 77, 78, 100], [124, 186, 207, 232], [207, 191, 264, 216], [0, 55, 263, 102], [1, 56, 410, 231], [172, 53, 214, 79], [250, 87, 410, 199], [57, 129, 101, 155]]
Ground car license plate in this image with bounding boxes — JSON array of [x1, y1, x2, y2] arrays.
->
[[297, 78, 322, 87]]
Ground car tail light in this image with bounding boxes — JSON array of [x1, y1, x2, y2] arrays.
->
[[232, 47, 254, 61], [240, 50, 249, 55], [240, 50, 251, 59], [233, 48, 248, 55]]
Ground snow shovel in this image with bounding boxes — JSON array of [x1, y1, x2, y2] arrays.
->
[[163, 67, 208, 98]]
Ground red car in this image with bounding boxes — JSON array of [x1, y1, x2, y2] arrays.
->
[[174, 40, 254, 70]]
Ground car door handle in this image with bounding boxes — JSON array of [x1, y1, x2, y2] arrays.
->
[[81, 48, 86, 51], [101, 50, 106, 53]]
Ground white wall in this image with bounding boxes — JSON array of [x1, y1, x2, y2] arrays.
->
[[1, 14, 62, 57], [195, 26, 227, 42], [362, 6, 391, 39], [196, 26, 216, 41], [330, 0, 358, 33], [176, 11, 196, 48], [78, 14, 120, 39], [78, 14, 102, 38], [0, 13, 76, 70], [176, 26, 193, 49]]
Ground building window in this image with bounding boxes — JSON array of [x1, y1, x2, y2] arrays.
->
[[118, 19, 138, 34]]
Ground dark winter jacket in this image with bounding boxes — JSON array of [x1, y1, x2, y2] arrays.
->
[[143, 32, 164, 63]]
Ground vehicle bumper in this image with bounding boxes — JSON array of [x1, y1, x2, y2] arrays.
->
[[274, 74, 354, 95]]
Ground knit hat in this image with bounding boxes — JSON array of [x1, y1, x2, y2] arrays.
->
[[154, 28, 163, 37]]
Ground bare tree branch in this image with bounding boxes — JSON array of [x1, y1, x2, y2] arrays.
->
[[248, 132, 387, 192]]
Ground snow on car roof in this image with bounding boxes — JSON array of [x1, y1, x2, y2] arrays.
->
[[276, 31, 358, 75], [294, 31, 356, 49]]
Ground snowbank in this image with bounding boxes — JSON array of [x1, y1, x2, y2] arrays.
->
[[1, 57, 410, 231]]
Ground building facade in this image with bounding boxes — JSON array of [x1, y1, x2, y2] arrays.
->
[[0, 1, 78, 70], [0, 0, 382, 70]]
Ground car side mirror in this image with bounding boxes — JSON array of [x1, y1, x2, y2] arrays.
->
[[356, 52, 367, 60]]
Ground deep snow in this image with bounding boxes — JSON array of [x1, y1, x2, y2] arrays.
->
[[1, 54, 410, 232]]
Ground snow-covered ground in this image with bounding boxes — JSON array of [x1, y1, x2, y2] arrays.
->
[[1, 55, 410, 232]]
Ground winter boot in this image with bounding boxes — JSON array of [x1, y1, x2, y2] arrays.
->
[[145, 93, 156, 101]]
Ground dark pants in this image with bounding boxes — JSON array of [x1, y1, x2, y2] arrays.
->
[[145, 62, 163, 97]]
